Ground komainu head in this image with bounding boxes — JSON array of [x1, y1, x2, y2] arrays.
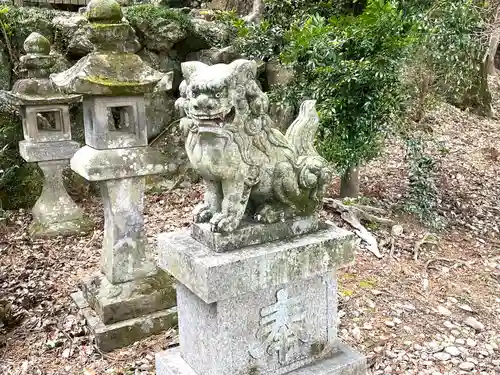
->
[[175, 59, 271, 135]]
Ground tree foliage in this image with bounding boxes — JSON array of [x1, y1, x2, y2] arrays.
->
[[403, 0, 490, 117], [280, 0, 413, 173]]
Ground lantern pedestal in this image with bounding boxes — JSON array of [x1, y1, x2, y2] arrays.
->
[[30, 159, 93, 238]]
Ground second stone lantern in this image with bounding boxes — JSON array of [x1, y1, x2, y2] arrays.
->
[[51, 0, 177, 351], [3, 32, 92, 238]]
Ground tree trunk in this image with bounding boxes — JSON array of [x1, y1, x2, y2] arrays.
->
[[244, 0, 264, 23], [463, 61, 493, 117], [340, 166, 360, 198], [486, 35, 499, 76], [484, 5, 500, 75]]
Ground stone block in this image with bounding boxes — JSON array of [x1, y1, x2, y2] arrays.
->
[[29, 159, 93, 238], [82, 96, 148, 150], [99, 178, 156, 284], [156, 344, 366, 375], [158, 225, 355, 304], [29, 215, 93, 238], [191, 216, 321, 252], [174, 274, 338, 375], [72, 291, 178, 352], [80, 271, 177, 325], [70, 145, 167, 181], [22, 104, 72, 142], [19, 140, 80, 162]]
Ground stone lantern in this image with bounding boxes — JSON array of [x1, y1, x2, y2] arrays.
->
[[3, 32, 92, 238], [50, 0, 176, 352]]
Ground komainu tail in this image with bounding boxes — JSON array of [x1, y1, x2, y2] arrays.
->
[[285, 100, 321, 157]]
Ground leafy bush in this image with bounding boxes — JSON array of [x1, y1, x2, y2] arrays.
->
[[0, 113, 42, 210], [404, 136, 444, 229], [280, 0, 413, 175], [403, 0, 490, 116], [225, 0, 366, 62], [124, 4, 194, 33]]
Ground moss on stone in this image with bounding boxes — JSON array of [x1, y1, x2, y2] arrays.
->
[[86, 0, 123, 23], [124, 4, 194, 33], [310, 342, 326, 356], [23, 32, 51, 55], [29, 214, 94, 238], [136, 270, 176, 302], [86, 75, 142, 87]]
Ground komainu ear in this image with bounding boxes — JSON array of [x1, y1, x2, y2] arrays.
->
[[230, 59, 257, 80], [181, 61, 209, 83]]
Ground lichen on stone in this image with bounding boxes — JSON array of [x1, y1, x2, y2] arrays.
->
[[23, 32, 51, 55], [86, 0, 123, 24]]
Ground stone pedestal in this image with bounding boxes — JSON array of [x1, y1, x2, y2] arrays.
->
[[30, 160, 92, 237], [2, 32, 92, 238], [156, 223, 366, 375], [50, 0, 177, 351], [72, 271, 177, 352]]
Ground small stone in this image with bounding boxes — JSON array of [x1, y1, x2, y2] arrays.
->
[[466, 339, 477, 347], [448, 297, 458, 304], [451, 358, 460, 365], [444, 321, 456, 329], [458, 362, 475, 371], [464, 316, 484, 331], [444, 346, 461, 356], [433, 352, 451, 361], [363, 323, 373, 330], [455, 339, 465, 345], [458, 304, 474, 312], [393, 318, 402, 325], [428, 341, 442, 353], [384, 320, 395, 328], [391, 225, 403, 236], [352, 327, 361, 341], [61, 348, 71, 358], [402, 303, 415, 311], [451, 329, 461, 337], [365, 298, 376, 309], [437, 306, 452, 316]]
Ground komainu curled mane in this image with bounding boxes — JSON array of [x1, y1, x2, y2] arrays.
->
[[175, 59, 332, 233]]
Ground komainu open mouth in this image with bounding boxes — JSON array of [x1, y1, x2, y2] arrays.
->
[[190, 107, 235, 126]]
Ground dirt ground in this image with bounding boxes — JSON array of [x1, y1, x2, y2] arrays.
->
[[1, 96, 500, 374]]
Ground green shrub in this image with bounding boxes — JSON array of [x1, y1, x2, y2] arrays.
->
[[124, 4, 194, 33], [403, 0, 490, 115], [224, 0, 367, 62], [280, 0, 413, 175], [0, 113, 42, 210], [404, 136, 444, 229]]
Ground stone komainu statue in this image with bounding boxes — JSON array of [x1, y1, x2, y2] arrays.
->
[[175, 59, 332, 233]]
